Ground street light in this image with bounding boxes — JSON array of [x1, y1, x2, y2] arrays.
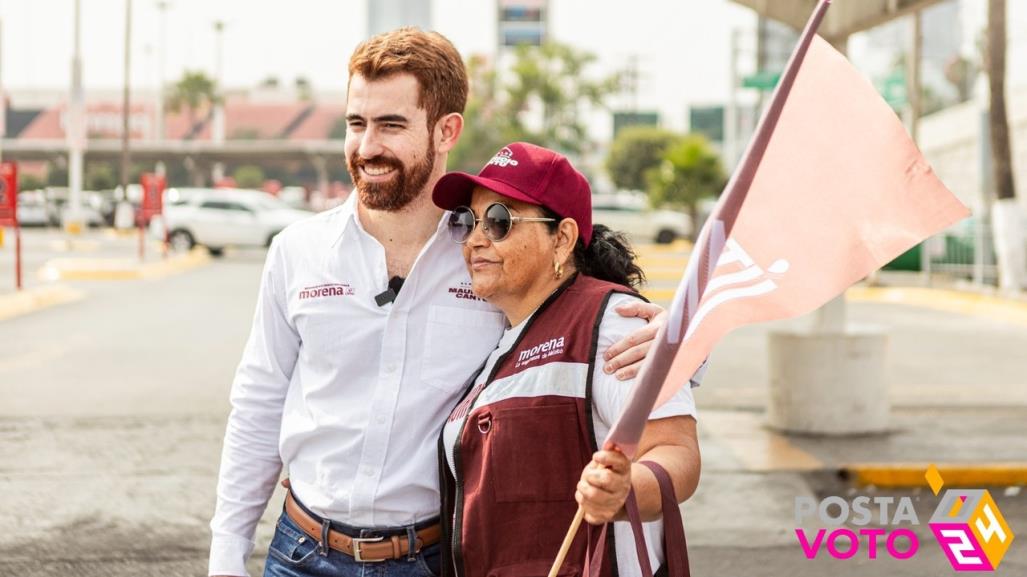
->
[[155, 0, 170, 142], [211, 19, 225, 183], [66, 0, 86, 235]]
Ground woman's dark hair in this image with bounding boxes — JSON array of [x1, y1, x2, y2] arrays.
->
[[539, 206, 646, 290]]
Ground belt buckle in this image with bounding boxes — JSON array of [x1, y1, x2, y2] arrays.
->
[[351, 535, 386, 563]]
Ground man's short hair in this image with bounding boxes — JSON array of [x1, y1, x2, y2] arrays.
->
[[348, 27, 469, 129]]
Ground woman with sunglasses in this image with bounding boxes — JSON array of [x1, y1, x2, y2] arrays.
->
[[432, 142, 701, 577]]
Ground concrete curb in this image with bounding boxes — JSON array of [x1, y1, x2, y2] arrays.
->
[[0, 284, 85, 321], [641, 285, 1027, 322], [38, 248, 211, 281], [844, 463, 1027, 488], [847, 286, 1027, 326]]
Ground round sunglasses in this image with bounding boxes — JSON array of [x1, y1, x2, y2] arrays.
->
[[447, 202, 556, 243]]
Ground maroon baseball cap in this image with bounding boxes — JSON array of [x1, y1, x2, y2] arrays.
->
[[432, 142, 593, 246]]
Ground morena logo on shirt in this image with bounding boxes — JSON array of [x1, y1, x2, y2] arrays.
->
[[515, 336, 566, 368], [298, 283, 355, 300]]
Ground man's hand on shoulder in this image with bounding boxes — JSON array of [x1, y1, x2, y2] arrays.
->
[[603, 301, 666, 380]]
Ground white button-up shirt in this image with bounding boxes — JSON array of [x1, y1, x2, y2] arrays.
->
[[208, 196, 506, 576]]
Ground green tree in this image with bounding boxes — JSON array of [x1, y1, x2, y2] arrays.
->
[[47, 163, 69, 187], [449, 54, 526, 173], [233, 165, 265, 189], [85, 163, 116, 190], [505, 42, 621, 155], [167, 71, 219, 131], [646, 134, 727, 241], [606, 126, 680, 191], [20, 174, 46, 192], [451, 43, 620, 170]]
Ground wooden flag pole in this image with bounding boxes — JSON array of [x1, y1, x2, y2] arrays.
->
[[547, 505, 585, 577]]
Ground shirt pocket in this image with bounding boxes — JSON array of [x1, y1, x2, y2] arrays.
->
[[422, 305, 505, 393]]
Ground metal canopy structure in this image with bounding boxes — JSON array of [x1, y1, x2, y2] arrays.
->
[[730, 0, 945, 41]]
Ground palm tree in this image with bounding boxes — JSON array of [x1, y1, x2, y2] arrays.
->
[[166, 71, 219, 138]]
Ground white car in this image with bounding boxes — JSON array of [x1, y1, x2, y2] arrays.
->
[[156, 188, 311, 256], [591, 191, 692, 244]]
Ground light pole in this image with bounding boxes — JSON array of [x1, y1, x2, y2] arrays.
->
[[120, 0, 133, 202], [66, 0, 86, 235], [155, 0, 169, 142], [211, 19, 225, 184]]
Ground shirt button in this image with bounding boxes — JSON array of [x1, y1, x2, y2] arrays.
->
[[384, 363, 398, 374], [363, 467, 375, 477], [376, 415, 387, 425]]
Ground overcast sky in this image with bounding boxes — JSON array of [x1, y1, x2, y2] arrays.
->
[[0, 1, 755, 124], [0, 0, 1022, 134]]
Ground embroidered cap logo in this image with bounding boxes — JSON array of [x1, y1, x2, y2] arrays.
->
[[486, 147, 519, 168]]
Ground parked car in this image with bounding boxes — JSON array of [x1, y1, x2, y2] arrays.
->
[[591, 191, 692, 244], [16, 190, 50, 227], [43, 187, 105, 228], [155, 188, 311, 256]]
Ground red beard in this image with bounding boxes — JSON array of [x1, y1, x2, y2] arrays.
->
[[348, 140, 435, 212]]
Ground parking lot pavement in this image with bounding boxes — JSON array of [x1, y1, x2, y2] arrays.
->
[[0, 240, 1024, 576]]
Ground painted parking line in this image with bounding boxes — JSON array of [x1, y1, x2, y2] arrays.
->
[[845, 463, 1027, 488], [38, 247, 210, 282], [0, 284, 85, 322], [643, 284, 1027, 325], [700, 410, 824, 472], [848, 286, 1027, 327]]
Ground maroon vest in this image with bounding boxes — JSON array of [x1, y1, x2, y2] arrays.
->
[[440, 274, 638, 577]]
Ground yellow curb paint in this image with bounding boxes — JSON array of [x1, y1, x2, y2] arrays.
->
[[47, 239, 102, 253], [641, 288, 677, 302], [102, 228, 139, 239], [848, 286, 1027, 326], [0, 284, 85, 321], [701, 410, 824, 472], [635, 241, 693, 254], [847, 463, 1027, 487], [644, 286, 1027, 321], [38, 248, 210, 281]]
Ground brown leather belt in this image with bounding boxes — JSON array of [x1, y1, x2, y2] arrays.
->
[[284, 490, 441, 562]]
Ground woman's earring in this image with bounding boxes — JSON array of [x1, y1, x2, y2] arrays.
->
[[554, 260, 564, 279]]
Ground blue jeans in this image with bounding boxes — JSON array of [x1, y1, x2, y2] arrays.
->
[[263, 511, 442, 577]]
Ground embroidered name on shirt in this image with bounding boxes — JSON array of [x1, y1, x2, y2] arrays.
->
[[299, 283, 355, 300], [515, 336, 566, 368], [449, 281, 485, 302]]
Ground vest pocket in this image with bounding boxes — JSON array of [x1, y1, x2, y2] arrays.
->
[[488, 402, 585, 503]]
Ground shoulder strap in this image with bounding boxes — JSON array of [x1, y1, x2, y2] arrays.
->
[[638, 461, 690, 577]]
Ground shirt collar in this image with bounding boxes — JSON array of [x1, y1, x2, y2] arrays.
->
[[329, 194, 359, 248], [329, 193, 454, 248]]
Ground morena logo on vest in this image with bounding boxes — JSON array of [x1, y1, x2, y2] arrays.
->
[[515, 336, 566, 368]]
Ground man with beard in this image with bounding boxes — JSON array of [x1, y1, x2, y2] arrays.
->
[[208, 28, 665, 577]]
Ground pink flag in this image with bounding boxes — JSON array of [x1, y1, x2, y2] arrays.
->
[[605, 0, 970, 455]]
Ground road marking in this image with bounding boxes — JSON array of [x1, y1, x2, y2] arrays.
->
[[846, 463, 1027, 487], [0, 284, 84, 322], [700, 410, 824, 472], [38, 248, 210, 281]]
